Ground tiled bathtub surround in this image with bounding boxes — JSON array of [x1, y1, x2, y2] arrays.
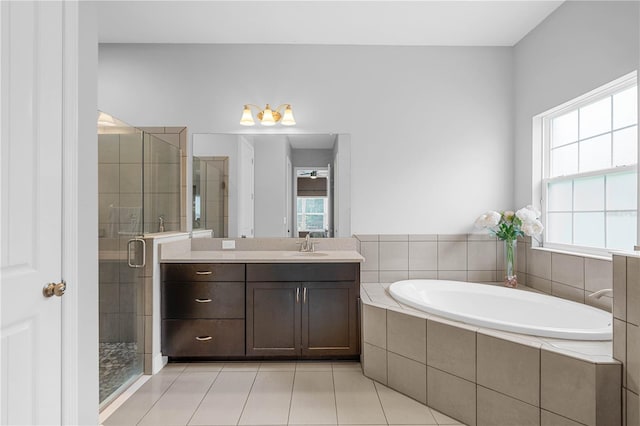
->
[[354, 234, 613, 312], [520, 241, 613, 313], [361, 285, 621, 426], [612, 253, 640, 426]]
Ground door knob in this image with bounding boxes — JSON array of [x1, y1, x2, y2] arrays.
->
[[43, 281, 66, 298]]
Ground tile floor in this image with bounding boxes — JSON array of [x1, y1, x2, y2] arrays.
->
[[102, 361, 466, 426]]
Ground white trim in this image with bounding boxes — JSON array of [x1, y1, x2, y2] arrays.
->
[[153, 353, 168, 374], [61, 2, 80, 425], [534, 71, 638, 256], [529, 246, 613, 262], [98, 375, 150, 424], [540, 71, 637, 119]]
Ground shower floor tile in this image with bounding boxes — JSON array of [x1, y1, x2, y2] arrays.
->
[[100, 342, 143, 403]]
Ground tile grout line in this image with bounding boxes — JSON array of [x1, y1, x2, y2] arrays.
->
[[134, 366, 185, 426], [331, 366, 340, 426], [371, 381, 390, 425], [235, 366, 261, 425], [286, 368, 296, 425], [184, 369, 221, 426]]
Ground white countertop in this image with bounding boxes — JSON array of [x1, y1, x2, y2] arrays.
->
[[160, 250, 365, 264]]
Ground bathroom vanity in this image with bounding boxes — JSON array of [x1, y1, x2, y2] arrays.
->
[[159, 241, 363, 360]]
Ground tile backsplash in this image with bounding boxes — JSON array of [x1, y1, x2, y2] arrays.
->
[[354, 234, 613, 312]]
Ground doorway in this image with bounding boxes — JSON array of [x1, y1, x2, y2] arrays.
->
[[294, 167, 331, 238]]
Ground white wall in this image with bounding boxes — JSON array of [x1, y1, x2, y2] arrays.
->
[[334, 134, 352, 237], [252, 134, 289, 237], [99, 44, 513, 234], [75, 2, 99, 423], [513, 1, 640, 208]]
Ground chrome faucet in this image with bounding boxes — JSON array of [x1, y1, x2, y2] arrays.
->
[[299, 234, 315, 252], [588, 288, 613, 299], [158, 216, 165, 233]]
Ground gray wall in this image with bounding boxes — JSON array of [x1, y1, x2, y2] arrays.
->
[[99, 44, 514, 234], [252, 134, 289, 237], [513, 0, 640, 208], [291, 148, 334, 168]]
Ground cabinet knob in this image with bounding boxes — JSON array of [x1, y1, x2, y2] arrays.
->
[[196, 336, 213, 341], [195, 298, 212, 303]]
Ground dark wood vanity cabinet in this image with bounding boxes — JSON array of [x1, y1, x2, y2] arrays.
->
[[161, 261, 360, 360], [246, 263, 360, 358], [161, 263, 245, 357]]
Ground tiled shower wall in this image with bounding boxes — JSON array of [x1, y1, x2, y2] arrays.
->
[[140, 127, 188, 232], [354, 234, 613, 312]]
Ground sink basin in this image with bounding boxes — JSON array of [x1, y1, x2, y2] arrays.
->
[[284, 251, 329, 257]]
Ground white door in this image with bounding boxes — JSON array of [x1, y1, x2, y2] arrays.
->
[[1, 2, 64, 424], [238, 140, 254, 238]]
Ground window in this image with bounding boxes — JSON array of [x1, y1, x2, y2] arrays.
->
[[540, 74, 637, 254], [297, 197, 328, 233]]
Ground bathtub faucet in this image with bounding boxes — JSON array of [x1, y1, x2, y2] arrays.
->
[[588, 288, 613, 299]]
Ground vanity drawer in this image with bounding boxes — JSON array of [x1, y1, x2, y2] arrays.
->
[[162, 263, 245, 282], [162, 319, 245, 357], [163, 282, 245, 319]]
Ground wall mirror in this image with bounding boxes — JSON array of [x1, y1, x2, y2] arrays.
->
[[191, 133, 351, 238]]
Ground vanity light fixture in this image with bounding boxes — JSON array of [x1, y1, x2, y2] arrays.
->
[[240, 104, 296, 126], [97, 111, 117, 127]]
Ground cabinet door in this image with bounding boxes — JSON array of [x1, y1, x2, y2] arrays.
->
[[301, 281, 359, 357], [246, 282, 301, 356]]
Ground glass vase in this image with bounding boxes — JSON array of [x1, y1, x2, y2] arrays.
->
[[503, 238, 518, 288]]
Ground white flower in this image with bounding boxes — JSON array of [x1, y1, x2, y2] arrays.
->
[[521, 219, 544, 236], [516, 206, 539, 223], [526, 204, 541, 218], [474, 211, 501, 228]]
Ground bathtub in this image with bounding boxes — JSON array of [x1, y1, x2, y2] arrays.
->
[[389, 279, 612, 340]]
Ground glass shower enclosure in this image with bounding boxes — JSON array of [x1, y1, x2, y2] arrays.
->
[[97, 112, 181, 407]]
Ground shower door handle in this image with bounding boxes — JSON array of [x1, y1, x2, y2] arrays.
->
[[127, 237, 146, 268]]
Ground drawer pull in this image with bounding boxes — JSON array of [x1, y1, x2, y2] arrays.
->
[[195, 271, 213, 275], [195, 298, 212, 303], [196, 336, 213, 341]]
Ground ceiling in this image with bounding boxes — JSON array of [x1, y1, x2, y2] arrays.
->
[[97, 1, 564, 47], [288, 134, 337, 149]]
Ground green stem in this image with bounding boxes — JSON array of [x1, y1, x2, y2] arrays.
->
[[505, 239, 516, 278]]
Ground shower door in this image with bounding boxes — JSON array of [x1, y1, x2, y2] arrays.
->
[[98, 120, 145, 407], [143, 133, 182, 233]]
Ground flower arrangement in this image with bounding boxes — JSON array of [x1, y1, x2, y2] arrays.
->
[[474, 205, 544, 241], [474, 206, 543, 288]]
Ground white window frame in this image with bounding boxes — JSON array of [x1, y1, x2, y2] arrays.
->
[[297, 197, 329, 232], [536, 71, 638, 257]]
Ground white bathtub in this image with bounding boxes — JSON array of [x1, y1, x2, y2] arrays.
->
[[389, 280, 612, 341]]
